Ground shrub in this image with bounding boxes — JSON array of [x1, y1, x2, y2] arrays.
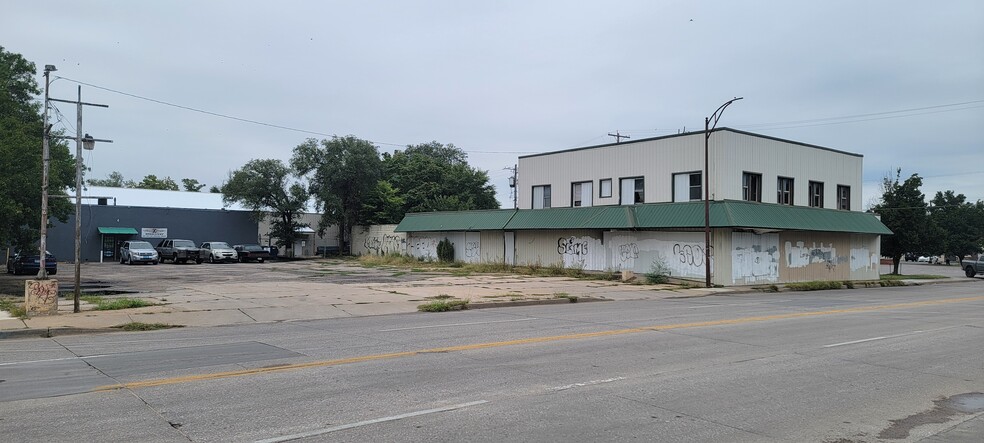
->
[[645, 255, 671, 284], [437, 238, 455, 263], [418, 299, 469, 312], [785, 281, 844, 291]]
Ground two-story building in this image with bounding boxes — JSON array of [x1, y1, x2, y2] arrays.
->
[[393, 128, 891, 286]]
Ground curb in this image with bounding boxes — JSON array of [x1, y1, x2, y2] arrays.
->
[[0, 326, 120, 340], [468, 296, 608, 310]]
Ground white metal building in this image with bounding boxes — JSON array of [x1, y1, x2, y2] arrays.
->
[[517, 128, 862, 211]]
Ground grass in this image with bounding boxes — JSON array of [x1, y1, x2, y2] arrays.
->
[[81, 295, 155, 311], [112, 322, 184, 331], [553, 293, 579, 303], [784, 281, 845, 291], [880, 274, 947, 280], [417, 299, 469, 312], [0, 297, 28, 319]]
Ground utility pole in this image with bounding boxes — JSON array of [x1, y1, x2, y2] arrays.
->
[[50, 86, 111, 313], [505, 164, 518, 208], [37, 65, 56, 279], [703, 97, 742, 288], [607, 131, 631, 143]]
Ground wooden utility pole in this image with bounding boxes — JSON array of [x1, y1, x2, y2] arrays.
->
[[607, 131, 631, 143]]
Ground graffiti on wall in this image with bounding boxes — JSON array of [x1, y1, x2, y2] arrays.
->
[[465, 241, 481, 259], [618, 243, 640, 261], [607, 234, 708, 278], [731, 233, 779, 283], [363, 234, 407, 255], [555, 236, 603, 269], [786, 241, 837, 270], [850, 247, 879, 271], [409, 236, 439, 259]]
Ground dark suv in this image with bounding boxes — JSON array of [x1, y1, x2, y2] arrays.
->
[[155, 239, 202, 264]]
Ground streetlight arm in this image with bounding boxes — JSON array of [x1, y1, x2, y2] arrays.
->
[[706, 97, 744, 137]]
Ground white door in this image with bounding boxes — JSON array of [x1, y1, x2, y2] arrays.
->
[[504, 232, 515, 265]]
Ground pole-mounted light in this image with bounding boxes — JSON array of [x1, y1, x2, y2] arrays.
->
[[704, 97, 743, 288]]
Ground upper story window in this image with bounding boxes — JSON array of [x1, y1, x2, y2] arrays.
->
[[777, 177, 794, 205], [837, 185, 851, 210], [572, 181, 593, 207], [742, 172, 762, 202], [599, 178, 612, 198], [673, 172, 702, 202], [532, 185, 551, 209], [809, 181, 824, 208], [620, 177, 644, 205]]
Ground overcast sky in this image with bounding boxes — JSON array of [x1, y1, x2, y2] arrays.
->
[[5, 1, 983, 208]]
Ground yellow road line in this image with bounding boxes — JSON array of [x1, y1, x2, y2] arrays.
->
[[96, 295, 984, 391]]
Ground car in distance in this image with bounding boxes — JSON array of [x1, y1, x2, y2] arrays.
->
[[119, 240, 159, 265], [6, 250, 57, 275], [233, 244, 271, 263], [200, 241, 238, 263], [155, 239, 203, 264]]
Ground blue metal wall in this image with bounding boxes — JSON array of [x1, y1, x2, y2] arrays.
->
[[46, 205, 259, 262]]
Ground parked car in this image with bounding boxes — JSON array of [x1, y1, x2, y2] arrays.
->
[[200, 241, 238, 263], [916, 255, 938, 263], [156, 239, 203, 264], [6, 251, 57, 275], [119, 240, 160, 265], [233, 244, 270, 263]]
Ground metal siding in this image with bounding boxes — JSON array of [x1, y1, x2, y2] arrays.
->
[[480, 230, 505, 263], [711, 131, 863, 209], [778, 231, 852, 282], [395, 210, 516, 232], [350, 225, 406, 256], [514, 230, 604, 269], [48, 205, 259, 263], [604, 231, 710, 278], [849, 233, 881, 280]]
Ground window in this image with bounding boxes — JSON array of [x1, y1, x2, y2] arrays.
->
[[599, 179, 612, 198], [742, 173, 762, 202], [809, 181, 824, 208], [532, 185, 551, 209], [777, 177, 794, 205], [620, 177, 644, 205], [571, 181, 593, 207], [673, 172, 702, 202], [837, 185, 851, 210]]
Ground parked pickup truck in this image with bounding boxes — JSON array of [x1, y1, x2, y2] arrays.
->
[[156, 239, 203, 264], [963, 255, 984, 278]]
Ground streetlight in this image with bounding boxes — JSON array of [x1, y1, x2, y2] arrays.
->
[[37, 64, 56, 279], [73, 132, 111, 313], [704, 97, 743, 288]]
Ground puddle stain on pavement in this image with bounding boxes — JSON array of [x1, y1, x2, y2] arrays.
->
[[878, 392, 984, 439]]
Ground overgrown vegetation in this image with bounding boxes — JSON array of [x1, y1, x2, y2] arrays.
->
[[112, 322, 184, 331], [645, 255, 671, 284], [437, 238, 455, 262], [0, 297, 27, 319], [417, 299, 469, 312], [81, 296, 154, 311], [784, 281, 845, 291]]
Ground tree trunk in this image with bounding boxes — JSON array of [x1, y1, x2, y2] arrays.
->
[[892, 256, 901, 275]]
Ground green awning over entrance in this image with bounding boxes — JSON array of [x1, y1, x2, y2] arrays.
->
[[97, 227, 138, 235]]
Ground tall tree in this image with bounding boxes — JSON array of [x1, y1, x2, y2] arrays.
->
[[86, 170, 127, 187], [0, 46, 75, 249], [134, 174, 179, 190], [928, 190, 984, 263], [382, 141, 498, 217], [181, 178, 206, 192], [292, 136, 382, 251], [871, 169, 928, 274], [221, 159, 308, 252]]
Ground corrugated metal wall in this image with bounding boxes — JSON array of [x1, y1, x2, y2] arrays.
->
[[480, 230, 505, 263], [514, 230, 605, 268], [604, 231, 710, 278], [350, 225, 406, 256]]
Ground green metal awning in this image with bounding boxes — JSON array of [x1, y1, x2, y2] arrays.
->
[[97, 227, 138, 235], [395, 201, 892, 235]]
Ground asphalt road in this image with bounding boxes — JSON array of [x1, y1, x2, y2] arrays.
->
[[2, 281, 983, 442]]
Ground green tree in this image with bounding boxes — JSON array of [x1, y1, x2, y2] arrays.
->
[[382, 141, 498, 216], [208, 185, 221, 193], [928, 190, 984, 263], [181, 178, 206, 192], [292, 136, 383, 251], [360, 180, 405, 226], [871, 169, 928, 274], [134, 174, 179, 190], [86, 170, 127, 187], [0, 46, 75, 249], [221, 159, 308, 252]]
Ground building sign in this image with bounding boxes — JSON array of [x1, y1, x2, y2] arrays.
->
[[142, 228, 168, 238]]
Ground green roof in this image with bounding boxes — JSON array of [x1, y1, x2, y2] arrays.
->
[[395, 201, 892, 235], [395, 209, 517, 232], [97, 227, 138, 235]]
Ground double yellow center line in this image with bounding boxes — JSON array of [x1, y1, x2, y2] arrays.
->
[[97, 295, 984, 391]]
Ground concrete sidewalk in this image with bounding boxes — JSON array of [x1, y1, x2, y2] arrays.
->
[[0, 259, 969, 339]]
